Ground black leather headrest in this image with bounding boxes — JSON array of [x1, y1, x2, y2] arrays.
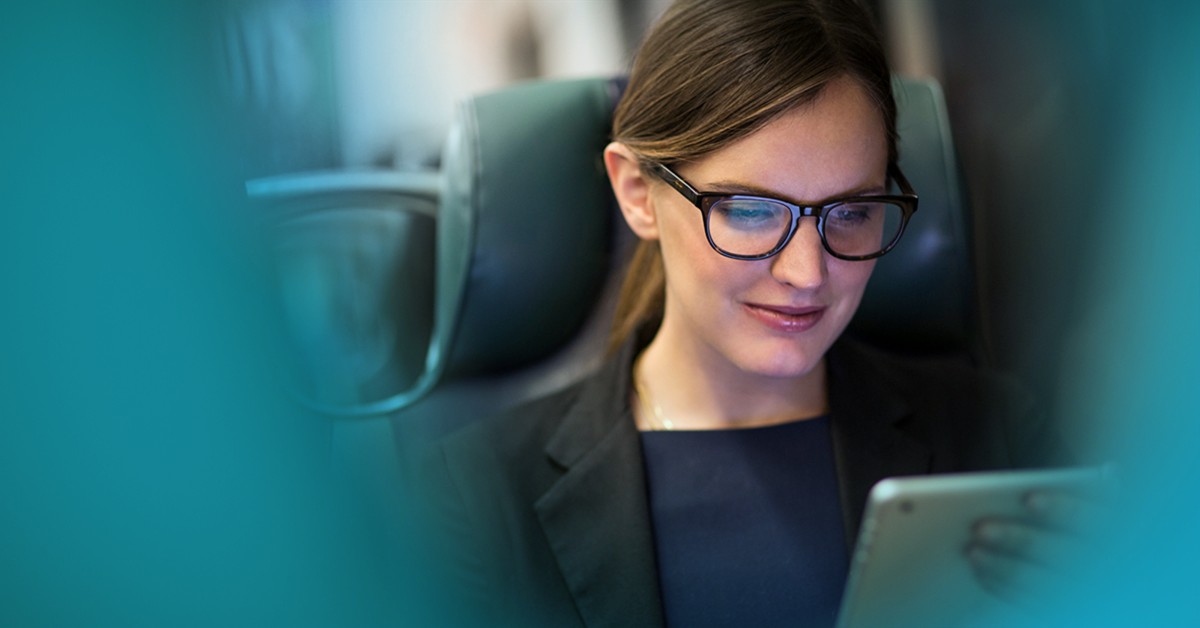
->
[[435, 78, 621, 378], [850, 77, 976, 354]]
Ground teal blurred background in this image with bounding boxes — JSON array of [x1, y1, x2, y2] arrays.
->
[[1051, 2, 1200, 622], [933, 5, 1199, 621], [1, 2, 420, 625], [1, 0, 1197, 625]]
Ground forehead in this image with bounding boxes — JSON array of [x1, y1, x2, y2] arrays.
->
[[682, 77, 889, 203]]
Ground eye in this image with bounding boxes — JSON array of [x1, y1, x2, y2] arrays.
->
[[710, 198, 787, 231], [825, 203, 878, 227]]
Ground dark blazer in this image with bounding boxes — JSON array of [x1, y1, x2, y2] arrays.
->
[[416, 336, 1058, 628]]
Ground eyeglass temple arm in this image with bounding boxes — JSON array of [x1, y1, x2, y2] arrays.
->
[[890, 163, 918, 199], [650, 162, 703, 207]]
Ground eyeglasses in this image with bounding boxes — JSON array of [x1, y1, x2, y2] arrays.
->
[[650, 162, 918, 261]]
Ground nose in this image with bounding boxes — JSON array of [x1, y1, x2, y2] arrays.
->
[[769, 219, 827, 290]]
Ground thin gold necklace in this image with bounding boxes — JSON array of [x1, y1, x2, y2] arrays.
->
[[633, 357, 674, 431]]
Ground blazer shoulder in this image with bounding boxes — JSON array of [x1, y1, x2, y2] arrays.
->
[[412, 370, 627, 627], [436, 378, 584, 468], [831, 337, 1054, 468], [834, 337, 1028, 409]]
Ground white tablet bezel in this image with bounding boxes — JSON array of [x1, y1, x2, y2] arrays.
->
[[836, 467, 1102, 628]]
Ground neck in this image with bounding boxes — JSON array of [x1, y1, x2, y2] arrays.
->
[[634, 322, 829, 431]]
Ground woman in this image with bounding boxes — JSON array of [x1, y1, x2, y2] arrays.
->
[[419, 0, 1060, 625]]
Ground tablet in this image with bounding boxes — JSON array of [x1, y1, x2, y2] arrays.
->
[[835, 467, 1103, 628]]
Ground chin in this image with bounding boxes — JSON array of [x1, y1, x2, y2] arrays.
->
[[722, 305, 853, 380], [735, 343, 828, 380]]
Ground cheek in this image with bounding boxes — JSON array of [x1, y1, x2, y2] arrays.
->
[[654, 195, 704, 252], [662, 237, 731, 299], [659, 236, 758, 326], [655, 200, 731, 288]]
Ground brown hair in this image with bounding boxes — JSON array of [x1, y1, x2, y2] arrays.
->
[[608, 0, 897, 352]]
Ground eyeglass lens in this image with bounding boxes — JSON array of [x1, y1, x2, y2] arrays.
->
[[707, 198, 906, 258]]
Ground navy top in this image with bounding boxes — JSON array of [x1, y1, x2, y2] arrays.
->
[[639, 416, 848, 628]]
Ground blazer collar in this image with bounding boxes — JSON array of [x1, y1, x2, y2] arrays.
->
[[537, 338, 665, 628], [827, 337, 932, 547]]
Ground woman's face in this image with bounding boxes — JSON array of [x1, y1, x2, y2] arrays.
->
[[650, 76, 888, 380]]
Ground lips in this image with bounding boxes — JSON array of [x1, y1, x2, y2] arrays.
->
[[743, 302, 826, 333]]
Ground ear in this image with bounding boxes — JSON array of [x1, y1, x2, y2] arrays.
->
[[604, 142, 659, 240]]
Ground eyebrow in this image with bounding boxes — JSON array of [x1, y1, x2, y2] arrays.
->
[[702, 179, 888, 204]]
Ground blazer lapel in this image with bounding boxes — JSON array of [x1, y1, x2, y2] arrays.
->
[[534, 345, 665, 628], [827, 339, 933, 549]]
